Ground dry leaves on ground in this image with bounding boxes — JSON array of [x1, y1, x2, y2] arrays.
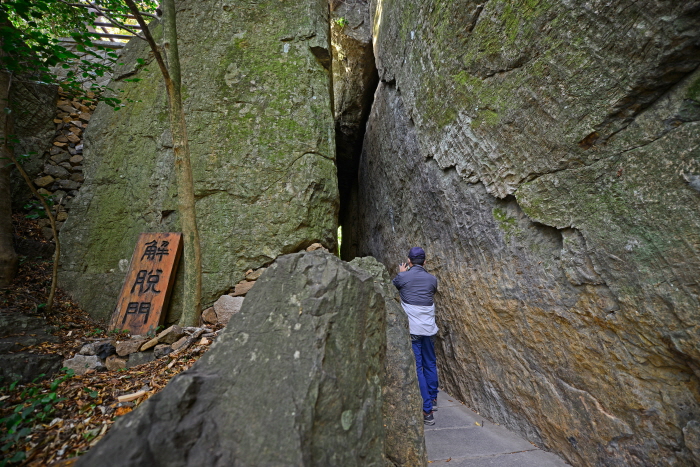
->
[[1, 344, 210, 466], [1, 215, 220, 466]]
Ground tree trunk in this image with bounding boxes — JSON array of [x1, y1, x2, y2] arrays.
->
[[124, 0, 203, 326], [162, 0, 202, 327], [9, 137, 60, 311], [0, 70, 18, 288]]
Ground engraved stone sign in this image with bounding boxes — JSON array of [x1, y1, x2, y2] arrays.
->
[[110, 233, 183, 335]]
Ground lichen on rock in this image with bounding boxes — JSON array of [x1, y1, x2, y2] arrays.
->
[[348, 1, 700, 462], [59, 0, 339, 323]]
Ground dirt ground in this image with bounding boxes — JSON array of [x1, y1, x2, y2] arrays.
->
[[1, 216, 215, 466]]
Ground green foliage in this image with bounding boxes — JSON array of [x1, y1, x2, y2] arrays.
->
[[334, 17, 349, 28], [82, 387, 98, 399], [86, 327, 104, 336], [0, 0, 157, 107], [22, 196, 53, 219], [146, 324, 164, 337], [0, 369, 74, 467]]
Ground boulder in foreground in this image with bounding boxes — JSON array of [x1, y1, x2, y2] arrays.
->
[[76, 251, 387, 466]]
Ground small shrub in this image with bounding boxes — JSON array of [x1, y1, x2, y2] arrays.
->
[[0, 369, 74, 466]]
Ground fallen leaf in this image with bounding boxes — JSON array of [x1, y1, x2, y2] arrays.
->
[[0, 230, 222, 467], [114, 406, 132, 416]]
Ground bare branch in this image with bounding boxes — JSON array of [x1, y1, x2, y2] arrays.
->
[[60, 1, 158, 18], [84, 0, 146, 36], [123, 0, 171, 83], [56, 0, 144, 38]]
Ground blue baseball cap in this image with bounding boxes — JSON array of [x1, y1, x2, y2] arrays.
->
[[408, 247, 425, 260]]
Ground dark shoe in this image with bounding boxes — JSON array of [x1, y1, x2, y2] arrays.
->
[[424, 411, 435, 425], [432, 399, 438, 411]]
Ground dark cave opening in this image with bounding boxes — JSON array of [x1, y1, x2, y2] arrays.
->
[[332, 40, 379, 260]]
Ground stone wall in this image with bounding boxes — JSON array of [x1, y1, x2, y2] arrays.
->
[[59, 0, 339, 323], [346, 1, 700, 465], [8, 80, 58, 210], [29, 90, 94, 240], [50, 39, 123, 92], [10, 39, 117, 213]]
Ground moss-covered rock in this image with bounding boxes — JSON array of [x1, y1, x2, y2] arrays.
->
[[59, 0, 338, 323], [352, 1, 700, 465]]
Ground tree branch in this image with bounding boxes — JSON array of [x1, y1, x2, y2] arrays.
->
[[123, 0, 171, 83], [81, 0, 147, 39], [60, 1, 158, 18], [55, 0, 149, 40]]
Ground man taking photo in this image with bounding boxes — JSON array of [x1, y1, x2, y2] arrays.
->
[[392, 247, 439, 425]]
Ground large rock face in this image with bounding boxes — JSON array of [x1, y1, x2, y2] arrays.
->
[[347, 1, 700, 466], [76, 251, 386, 466], [350, 256, 427, 467], [59, 0, 338, 322]]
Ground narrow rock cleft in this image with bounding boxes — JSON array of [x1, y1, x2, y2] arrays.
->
[[330, 0, 379, 254]]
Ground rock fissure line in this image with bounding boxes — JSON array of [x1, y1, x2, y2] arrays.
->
[[464, 3, 486, 35], [584, 62, 700, 149]]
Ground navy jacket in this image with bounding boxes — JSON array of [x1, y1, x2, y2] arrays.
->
[[392, 265, 438, 306]]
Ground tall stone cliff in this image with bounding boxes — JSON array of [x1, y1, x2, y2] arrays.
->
[[59, 0, 338, 322], [346, 1, 700, 465]]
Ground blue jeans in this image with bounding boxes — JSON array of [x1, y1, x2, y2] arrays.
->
[[411, 334, 439, 413]]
